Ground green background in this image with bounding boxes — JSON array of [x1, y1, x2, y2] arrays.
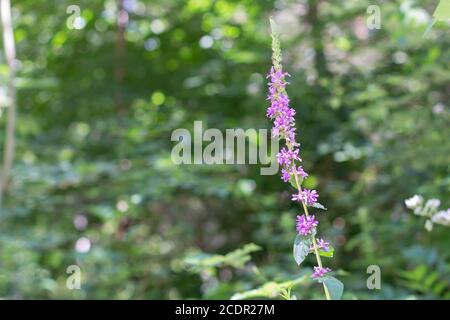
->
[[0, 0, 449, 299]]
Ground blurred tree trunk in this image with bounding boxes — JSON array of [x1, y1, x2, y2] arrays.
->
[[307, 0, 330, 79], [0, 0, 17, 209]]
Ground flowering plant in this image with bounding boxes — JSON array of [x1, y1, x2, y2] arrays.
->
[[405, 195, 450, 231], [267, 18, 343, 300]]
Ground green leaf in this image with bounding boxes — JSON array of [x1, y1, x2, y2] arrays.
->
[[318, 246, 334, 258], [183, 243, 261, 273], [312, 202, 327, 210], [323, 276, 344, 300], [231, 275, 309, 300], [293, 234, 312, 266], [433, 0, 450, 21]]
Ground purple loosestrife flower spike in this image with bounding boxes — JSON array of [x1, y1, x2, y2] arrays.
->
[[268, 17, 339, 300]]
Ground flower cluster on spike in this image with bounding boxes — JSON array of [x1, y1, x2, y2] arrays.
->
[[312, 266, 332, 280], [296, 215, 318, 236], [267, 18, 333, 281], [309, 238, 331, 253]]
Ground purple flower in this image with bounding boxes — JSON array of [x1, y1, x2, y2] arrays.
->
[[266, 104, 278, 118], [312, 266, 332, 280], [267, 99, 292, 120], [296, 214, 318, 236], [294, 166, 308, 179], [267, 67, 290, 87], [285, 129, 297, 144], [291, 192, 301, 202], [316, 238, 330, 252], [267, 86, 276, 97], [283, 166, 308, 183], [277, 147, 301, 167], [304, 189, 318, 206], [303, 189, 319, 206], [278, 93, 290, 105], [281, 168, 291, 182], [266, 66, 298, 145], [292, 189, 318, 206]]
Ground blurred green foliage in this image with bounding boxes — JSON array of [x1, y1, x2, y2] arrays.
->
[[0, 0, 449, 299]]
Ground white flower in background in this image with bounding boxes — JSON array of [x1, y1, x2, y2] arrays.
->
[[419, 198, 441, 217], [405, 195, 423, 209], [424, 219, 433, 232], [431, 209, 450, 226], [425, 198, 441, 210], [405, 195, 449, 231]]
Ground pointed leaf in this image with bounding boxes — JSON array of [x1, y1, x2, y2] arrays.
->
[[318, 246, 334, 258], [293, 234, 312, 266], [323, 276, 344, 300], [433, 0, 450, 21], [312, 202, 327, 210]]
